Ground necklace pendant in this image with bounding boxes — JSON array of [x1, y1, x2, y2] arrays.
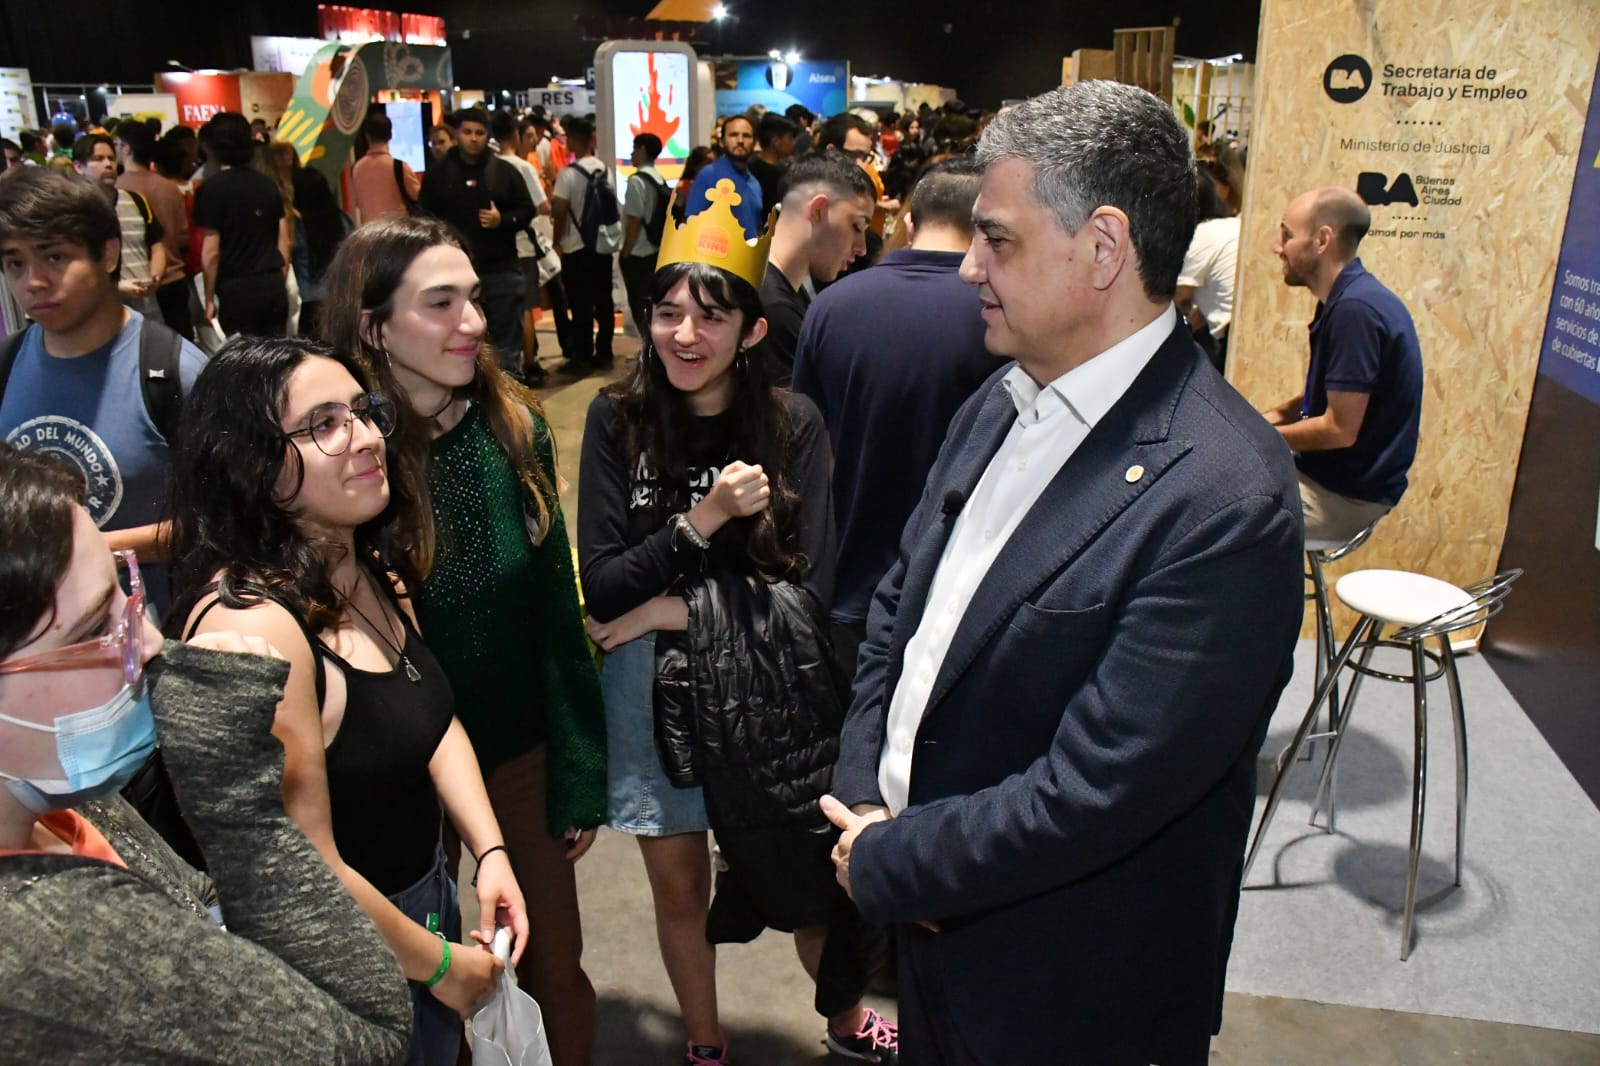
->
[[402, 656, 422, 684]]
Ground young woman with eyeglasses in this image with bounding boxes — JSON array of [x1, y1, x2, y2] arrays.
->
[[322, 216, 606, 1066], [0, 441, 412, 1062], [165, 334, 529, 1066]]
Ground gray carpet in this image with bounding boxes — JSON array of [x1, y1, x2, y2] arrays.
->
[[1227, 640, 1600, 1034]]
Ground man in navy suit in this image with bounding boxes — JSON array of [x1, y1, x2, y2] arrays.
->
[[822, 82, 1305, 1065]]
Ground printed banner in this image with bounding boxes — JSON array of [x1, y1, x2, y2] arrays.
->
[[713, 59, 849, 118], [1535, 55, 1600, 407]]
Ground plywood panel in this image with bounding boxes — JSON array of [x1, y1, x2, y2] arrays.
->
[[1229, 0, 1600, 636]]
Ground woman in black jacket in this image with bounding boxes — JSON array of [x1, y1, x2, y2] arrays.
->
[[577, 215, 896, 1065]]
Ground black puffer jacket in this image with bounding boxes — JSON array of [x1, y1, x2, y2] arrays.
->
[[654, 573, 846, 832]]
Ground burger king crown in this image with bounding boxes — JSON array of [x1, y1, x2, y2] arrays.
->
[[655, 178, 774, 290]]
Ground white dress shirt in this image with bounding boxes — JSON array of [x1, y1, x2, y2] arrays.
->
[[877, 307, 1177, 814]]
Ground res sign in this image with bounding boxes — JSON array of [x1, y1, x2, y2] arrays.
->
[[531, 88, 596, 116]]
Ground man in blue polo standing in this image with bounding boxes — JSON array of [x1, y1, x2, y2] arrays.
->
[[686, 114, 763, 237], [1262, 185, 1424, 540]]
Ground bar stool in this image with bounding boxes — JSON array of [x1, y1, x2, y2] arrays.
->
[[1300, 520, 1382, 773], [1243, 566, 1522, 960]]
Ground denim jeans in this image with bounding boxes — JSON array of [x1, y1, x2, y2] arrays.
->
[[387, 842, 464, 1066], [479, 268, 526, 376]]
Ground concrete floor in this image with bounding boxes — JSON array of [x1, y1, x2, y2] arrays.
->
[[497, 323, 1600, 1065]]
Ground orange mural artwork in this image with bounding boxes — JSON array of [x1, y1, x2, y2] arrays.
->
[[630, 53, 682, 150]]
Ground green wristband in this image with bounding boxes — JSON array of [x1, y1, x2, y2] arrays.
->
[[424, 933, 451, 988]]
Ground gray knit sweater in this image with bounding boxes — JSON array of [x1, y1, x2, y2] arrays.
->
[[0, 642, 412, 1064]]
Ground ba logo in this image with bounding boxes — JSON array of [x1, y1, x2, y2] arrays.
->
[[1357, 172, 1419, 207], [766, 62, 792, 91], [1324, 54, 1373, 103]]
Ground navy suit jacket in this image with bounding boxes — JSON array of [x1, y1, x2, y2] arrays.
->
[[834, 320, 1304, 1065]]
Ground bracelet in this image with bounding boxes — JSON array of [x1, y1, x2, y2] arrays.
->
[[670, 512, 710, 552], [475, 843, 508, 866], [424, 933, 451, 988]]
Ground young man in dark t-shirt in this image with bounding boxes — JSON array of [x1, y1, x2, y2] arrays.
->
[[1263, 186, 1423, 541], [193, 112, 288, 337], [421, 107, 535, 374], [754, 152, 876, 386], [749, 113, 797, 218]]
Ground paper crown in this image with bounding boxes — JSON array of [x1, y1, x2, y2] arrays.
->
[[655, 178, 774, 290]]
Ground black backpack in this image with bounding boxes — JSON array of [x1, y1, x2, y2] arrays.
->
[[641, 170, 671, 247], [0, 316, 186, 441], [569, 161, 621, 249]]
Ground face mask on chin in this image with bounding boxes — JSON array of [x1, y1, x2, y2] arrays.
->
[[0, 678, 157, 815]]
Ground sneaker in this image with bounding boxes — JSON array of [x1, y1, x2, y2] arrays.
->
[[684, 1042, 730, 1066], [824, 1008, 898, 1063]]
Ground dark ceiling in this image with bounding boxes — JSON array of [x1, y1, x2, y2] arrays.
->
[[0, 1, 1260, 111]]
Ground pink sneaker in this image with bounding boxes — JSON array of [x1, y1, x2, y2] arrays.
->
[[684, 1041, 731, 1066], [825, 1007, 899, 1063]]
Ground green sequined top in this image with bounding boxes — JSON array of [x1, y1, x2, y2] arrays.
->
[[413, 403, 606, 833]]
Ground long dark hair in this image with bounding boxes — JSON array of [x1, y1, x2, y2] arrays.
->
[[0, 443, 85, 658], [166, 335, 423, 632], [321, 216, 560, 576], [605, 260, 805, 579]]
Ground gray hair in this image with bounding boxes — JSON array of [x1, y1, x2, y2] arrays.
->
[[976, 81, 1198, 298]]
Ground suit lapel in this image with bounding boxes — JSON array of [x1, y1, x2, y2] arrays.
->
[[922, 326, 1200, 713], [889, 381, 1017, 669]]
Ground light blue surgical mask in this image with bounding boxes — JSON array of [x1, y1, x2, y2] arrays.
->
[[0, 679, 157, 815]]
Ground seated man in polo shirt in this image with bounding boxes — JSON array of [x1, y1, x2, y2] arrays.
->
[[1262, 186, 1423, 541]]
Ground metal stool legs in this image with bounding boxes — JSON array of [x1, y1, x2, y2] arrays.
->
[[1242, 615, 1376, 885], [1441, 635, 1467, 886], [1243, 618, 1468, 961], [1304, 551, 1342, 763], [1309, 621, 1383, 833], [1401, 638, 1429, 961]]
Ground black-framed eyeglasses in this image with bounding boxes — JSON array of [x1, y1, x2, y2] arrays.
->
[[283, 394, 397, 456]]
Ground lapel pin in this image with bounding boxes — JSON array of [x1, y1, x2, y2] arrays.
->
[[1125, 464, 1146, 483]]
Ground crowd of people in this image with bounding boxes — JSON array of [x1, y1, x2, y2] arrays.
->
[[0, 74, 1422, 1066]]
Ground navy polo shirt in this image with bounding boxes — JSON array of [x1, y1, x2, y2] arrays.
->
[[791, 249, 997, 624], [685, 155, 764, 238], [1296, 259, 1423, 506]]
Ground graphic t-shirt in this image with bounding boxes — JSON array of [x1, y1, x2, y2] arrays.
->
[[0, 311, 207, 609]]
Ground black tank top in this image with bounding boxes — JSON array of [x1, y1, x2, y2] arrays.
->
[[186, 580, 454, 896], [316, 606, 454, 896]]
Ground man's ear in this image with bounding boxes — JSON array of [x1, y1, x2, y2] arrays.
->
[[98, 237, 122, 277], [1086, 206, 1132, 291], [806, 193, 830, 226], [900, 215, 918, 245]]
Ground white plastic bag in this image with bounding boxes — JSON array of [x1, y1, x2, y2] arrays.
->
[[469, 928, 553, 1066]]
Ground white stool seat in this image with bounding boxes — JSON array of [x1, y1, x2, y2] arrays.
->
[[1335, 569, 1474, 628]]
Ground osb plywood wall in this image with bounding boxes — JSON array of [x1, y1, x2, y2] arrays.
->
[[1229, 0, 1600, 636]]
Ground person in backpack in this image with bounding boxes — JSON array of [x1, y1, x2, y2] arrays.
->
[[0, 166, 206, 618], [73, 134, 167, 321], [115, 121, 195, 341], [352, 112, 422, 224], [619, 132, 669, 343], [551, 115, 622, 368]]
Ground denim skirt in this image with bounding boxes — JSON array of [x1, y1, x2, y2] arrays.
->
[[601, 631, 710, 836]]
